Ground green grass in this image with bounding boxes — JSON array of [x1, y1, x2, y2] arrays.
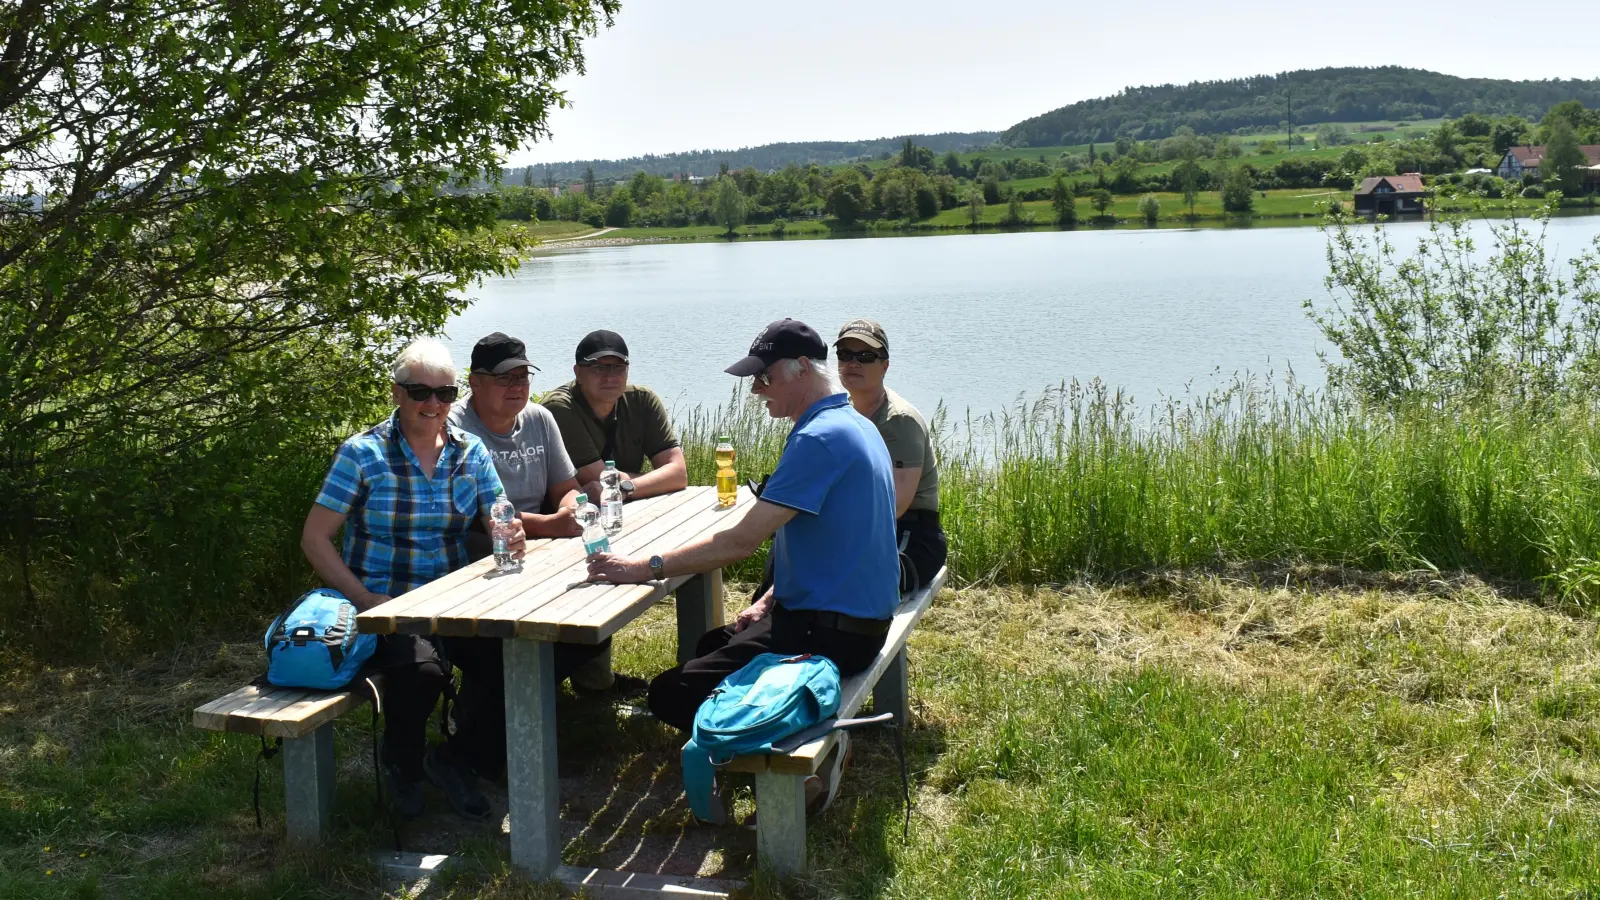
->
[[7, 577, 1600, 897]]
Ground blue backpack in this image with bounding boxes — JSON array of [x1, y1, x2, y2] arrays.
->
[[682, 653, 845, 823], [264, 588, 378, 690]]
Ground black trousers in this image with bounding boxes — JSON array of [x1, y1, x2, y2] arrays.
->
[[896, 508, 948, 593], [379, 530, 609, 780], [380, 635, 607, 780], [647, 605, 888, 732]]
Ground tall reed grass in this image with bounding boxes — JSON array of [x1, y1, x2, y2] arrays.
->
[[676, 380, 1600, 606]]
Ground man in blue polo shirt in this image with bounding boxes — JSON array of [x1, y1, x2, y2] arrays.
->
[[585, 319, 899, 755]]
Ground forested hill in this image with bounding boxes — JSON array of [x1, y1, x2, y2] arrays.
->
[[512, 132, 999, 183], [1003, 67, 1600, 146]]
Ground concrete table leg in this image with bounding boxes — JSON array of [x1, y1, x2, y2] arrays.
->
[[874, 647, 910, 727], [675, 569, 725, 665], [504, 638, 559, 878], [753, 770, 808, 875], [283, 722, 335, 844]]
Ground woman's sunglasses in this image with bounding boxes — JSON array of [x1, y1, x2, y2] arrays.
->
[[398, 383, 460, 403], [836, 349, 887, 364]]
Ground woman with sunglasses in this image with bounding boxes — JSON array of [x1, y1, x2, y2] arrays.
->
[[834, 319, 947, 592], [300, 338, 524, 820]]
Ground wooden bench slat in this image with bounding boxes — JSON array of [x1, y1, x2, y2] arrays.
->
[[724, 567, 946, 775], [194, 676, 383, 740], [357, 539, 553, 635]]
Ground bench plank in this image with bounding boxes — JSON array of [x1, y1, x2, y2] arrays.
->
[[725, 567, 946, 776], [193, 680, 377, 740]]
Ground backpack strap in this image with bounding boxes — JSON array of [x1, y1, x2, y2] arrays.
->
[[364, 674, 403, 852], [252, 734, 282, 829], [680, 737, 726, 825]]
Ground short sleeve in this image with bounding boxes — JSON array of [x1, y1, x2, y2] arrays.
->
[[547, 395, 602, 469], [464, 437, 505, 515], [879, 413, 927, 470], [533, 406, 578, 484], [313, 442, 365, 514], [640, 389, 681, 458], [759, 433, 839, 516]]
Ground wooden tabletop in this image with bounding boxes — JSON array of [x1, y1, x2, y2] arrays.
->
[[356, 486, 753, 644]]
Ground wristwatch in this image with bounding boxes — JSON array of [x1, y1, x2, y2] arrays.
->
[[648, 554, 666, 579], [620, 478, 635, 496]]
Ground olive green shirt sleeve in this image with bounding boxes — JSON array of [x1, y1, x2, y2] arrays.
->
[[878, 411, 928, 470], [640, 388, 680, 458], [545, 394, 603, 469]]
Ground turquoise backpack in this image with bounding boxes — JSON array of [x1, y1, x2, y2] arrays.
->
[[263, 588, 378, 690], [682, 653, 841, 823]]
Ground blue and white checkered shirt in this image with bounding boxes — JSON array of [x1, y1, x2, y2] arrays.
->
[[314, 410, 504, 597]]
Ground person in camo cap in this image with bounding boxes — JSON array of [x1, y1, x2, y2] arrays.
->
[[834, 318, 947, 592]]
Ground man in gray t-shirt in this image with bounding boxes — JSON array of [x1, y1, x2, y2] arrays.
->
[[447, 333, 582, 538]]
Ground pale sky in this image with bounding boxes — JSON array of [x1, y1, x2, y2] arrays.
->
[[509, 0, 1598, 165]]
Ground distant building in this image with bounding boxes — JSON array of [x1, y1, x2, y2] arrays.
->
[[1352, 173, 1428, 216], [1497, 145, 1600, 182]]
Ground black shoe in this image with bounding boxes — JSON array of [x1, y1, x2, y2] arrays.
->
[[383, 763, 425, 820], [424, 746, 491, 822]]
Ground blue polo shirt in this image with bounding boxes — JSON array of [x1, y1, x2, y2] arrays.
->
[[759, 393, 899, 620]]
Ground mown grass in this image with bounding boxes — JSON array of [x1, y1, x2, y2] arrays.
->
[[6, 576, 1600, 897]]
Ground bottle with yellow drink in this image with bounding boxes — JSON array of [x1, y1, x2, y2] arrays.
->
[[714, 436, 737, 508]]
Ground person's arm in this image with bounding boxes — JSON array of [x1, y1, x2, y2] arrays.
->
[[575, 459, 605, 502], [523, 476, 582, 537], [625, 446, 687, 500], [586, 499, 796, 583], [301, 504, 390, 610], [478, 512, 528, 555], [892, 466, 922, 518]]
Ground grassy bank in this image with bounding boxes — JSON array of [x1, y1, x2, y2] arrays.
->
[[5, 576, 1598, 897]]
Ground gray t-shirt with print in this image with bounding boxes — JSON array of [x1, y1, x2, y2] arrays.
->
[[447, 398, 577, 514]]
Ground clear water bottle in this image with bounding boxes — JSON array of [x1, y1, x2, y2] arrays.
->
[[576, 495, 611, 556], [490, 490, 518, 571], [600, 460, 624, 535], [715, 436, 737, 508]]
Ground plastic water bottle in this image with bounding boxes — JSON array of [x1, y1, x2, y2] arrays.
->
[[715, 436, 737, 508], [600, 460, 624, 535], [576, 495, 611, 556], [490, 491, 518, 571]]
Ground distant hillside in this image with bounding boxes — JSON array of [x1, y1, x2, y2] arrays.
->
[[1003, 67, 1600, 147], [512, 132, 999, 183]]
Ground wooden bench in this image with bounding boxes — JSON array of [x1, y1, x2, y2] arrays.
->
[[192, 678, 379, 843], [724, 566, 948, 875]]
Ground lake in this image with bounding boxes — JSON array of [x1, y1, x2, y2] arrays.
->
[[447, 217, 1600, 421]]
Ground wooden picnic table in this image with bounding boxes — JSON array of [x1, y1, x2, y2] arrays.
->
[[355, 484, 754, 879]]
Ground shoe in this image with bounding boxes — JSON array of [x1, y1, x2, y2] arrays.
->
[[383, 762, 425, 820], [575, 672, 651, 702], [804, 732, 851, 815], [424, 746, 492, 822]]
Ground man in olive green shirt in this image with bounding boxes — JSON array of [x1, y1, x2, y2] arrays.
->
[[543, 329, 688, 503], [835, 318, 947, 591]]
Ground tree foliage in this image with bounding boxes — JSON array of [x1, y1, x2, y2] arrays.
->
[[1221, 166, 1257, 212], [1543, 120, 1587, 197], [1003, 66, 1600, 146], [1051, 174, 1077, 226], [0, 0, 616, 638], [1307, 205, 1600, 406], [714, 177, 747, 235]]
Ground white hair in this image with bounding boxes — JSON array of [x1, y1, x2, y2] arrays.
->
[[771, 357, 843, 394], [392, 338, 457, 384]]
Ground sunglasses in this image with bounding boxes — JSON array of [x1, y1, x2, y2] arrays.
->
[[836, 349, 887, 364], [398, 383, 459, 403]]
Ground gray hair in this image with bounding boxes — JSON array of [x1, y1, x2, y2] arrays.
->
[[771, 357, 843, 394], [392, 338, 457, 384]]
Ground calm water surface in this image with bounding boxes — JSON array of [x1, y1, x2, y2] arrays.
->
[[448, 219, 1600, 420]]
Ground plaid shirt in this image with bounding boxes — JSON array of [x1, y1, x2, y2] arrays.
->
[[314, 410, 504, 597]]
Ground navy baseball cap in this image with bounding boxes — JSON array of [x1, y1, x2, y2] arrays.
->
[[725, 318, 829, 376]]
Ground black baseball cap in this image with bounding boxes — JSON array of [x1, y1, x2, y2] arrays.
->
[[576, 330, 629, 364], [471, 332, 538, 375], [724, 318, 829, 377]]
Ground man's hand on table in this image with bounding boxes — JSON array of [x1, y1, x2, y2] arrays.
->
[[733, 588, 775, 633], [524, 507, 580, 538], [586, 553, 652, 584]]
